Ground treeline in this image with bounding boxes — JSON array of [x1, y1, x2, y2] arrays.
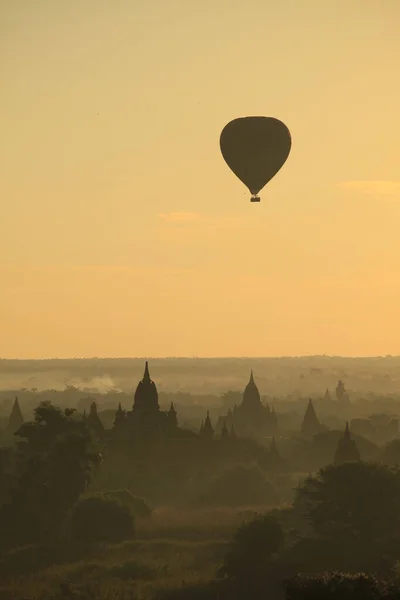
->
[[161, 462, 400, 599], [4, 400, 400, 597], [0, 402, 150, 550]]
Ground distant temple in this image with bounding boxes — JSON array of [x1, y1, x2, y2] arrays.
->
[[87, 401, 105, 438], [301, 399, 321, 437], [133, 361, 159, 412], [199, 410, 214, 440], [85, 366, 279, 444], [82, 368, 358, 458], [215, 371, 278, 439], [334, 422, 360, 465], [6, 396, 24, 435], [99, 361, 182, 441], [336, 380, 350, 405]]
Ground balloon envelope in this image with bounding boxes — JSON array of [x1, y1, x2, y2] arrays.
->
[[220, 116, 291, 197]]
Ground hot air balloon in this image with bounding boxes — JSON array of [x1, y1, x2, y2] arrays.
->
[[220, 116, 291, 202]]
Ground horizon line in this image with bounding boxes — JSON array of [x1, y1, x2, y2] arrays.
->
[[0, 354, 399, 361]]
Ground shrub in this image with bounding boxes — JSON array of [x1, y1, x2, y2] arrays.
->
[[102, 489, 152, 518], [285, 571, 400, 599], [219, 513, 284, 584], [71, 494, 134, 543]]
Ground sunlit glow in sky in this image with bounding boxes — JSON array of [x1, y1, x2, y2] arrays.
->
[[1, 1, 400, 358]]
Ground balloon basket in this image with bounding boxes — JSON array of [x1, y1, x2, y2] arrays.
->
[[250, 196, 260, 203]]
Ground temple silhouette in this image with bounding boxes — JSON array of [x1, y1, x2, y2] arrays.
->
[[101, 365, 281, 443], [110, 361, 181, 441], [0, 364, 376, 478], [334, 422, 361, 465], [215, 370, 279, 439], [4, 397, 23, 437], [301, 399, 321, 438]]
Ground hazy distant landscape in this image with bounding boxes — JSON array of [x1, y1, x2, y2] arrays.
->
[[3, 355, 400, 599], [2, 356, 400, 395]]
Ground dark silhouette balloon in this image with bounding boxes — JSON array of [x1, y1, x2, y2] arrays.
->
[[220, 116, 291, 202]]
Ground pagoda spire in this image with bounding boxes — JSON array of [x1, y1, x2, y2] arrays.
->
[[334, 422, 360, 465], [7, 396, 24, 433], [242, 369, 261, 410], [133, 361, 159, 411], [113, 401, 126, 429], [200, 410, 214, 440], [167, 401, 178, 428], [301, 398, 320, 437], [87, 401, 104, 437], [143, 361, 151, 383]]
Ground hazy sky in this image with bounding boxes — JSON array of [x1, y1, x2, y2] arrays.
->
[[1, 1, 400, 359]]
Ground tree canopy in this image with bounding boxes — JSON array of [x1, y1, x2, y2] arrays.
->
[[295, 462, 400, 544], [0, 401, 101, 546]]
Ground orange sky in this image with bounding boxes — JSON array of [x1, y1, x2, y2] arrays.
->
[[1, 0, 400, 358]]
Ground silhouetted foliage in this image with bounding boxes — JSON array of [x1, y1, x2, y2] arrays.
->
[[101, 489, 152, 518], [285, 571, 400, 599], [0, 446, 15, 506], [71, 494, 135, 542], [0, 401, 101, 547], [219, 513, 284, 587], [295, 462, 400, 545]]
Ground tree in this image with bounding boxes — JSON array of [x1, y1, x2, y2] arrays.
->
[[102, 489, 152, 518], [71, 494, 135, 542], [0, 446, 16, 506], [218, 514, 284, 588], [295, 462, 400, 546], [0, 401, 102, 546]]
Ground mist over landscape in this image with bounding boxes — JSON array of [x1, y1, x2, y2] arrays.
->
[[3, 356, 400, 599], [3, 355, 400, 395]]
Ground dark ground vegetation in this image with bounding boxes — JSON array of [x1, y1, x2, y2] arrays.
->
[[2, 385, 400, 598]]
